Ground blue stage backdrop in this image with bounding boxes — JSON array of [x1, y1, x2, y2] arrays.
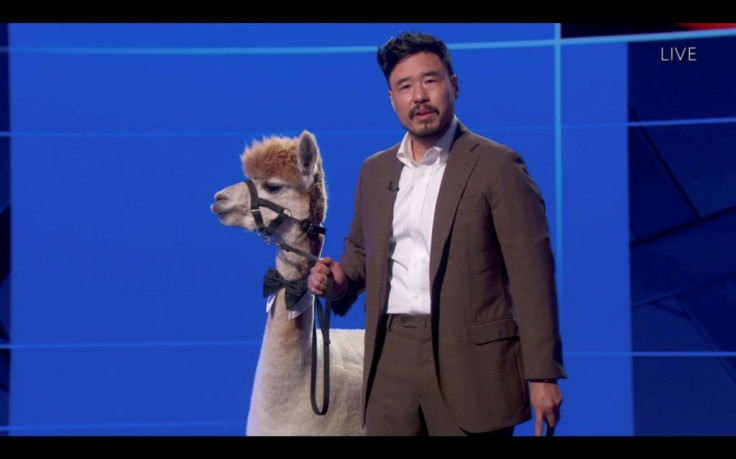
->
[[3, 23, 733, 436]]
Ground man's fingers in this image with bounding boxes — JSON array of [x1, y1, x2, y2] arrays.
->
[[314, 259, 333, 275], [309, 257, 342, 296], [534, 412, 545, 437], [308, 264, 328, 296]]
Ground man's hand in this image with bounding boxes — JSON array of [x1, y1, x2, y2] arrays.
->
[[308, 257, 347, 298], [530, 380, 562, 436]]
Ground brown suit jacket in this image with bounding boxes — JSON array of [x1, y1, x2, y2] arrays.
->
[[333, 122, 566, 433]]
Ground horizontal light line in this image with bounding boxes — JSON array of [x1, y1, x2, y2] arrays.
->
[[560, 27, 736, 45], [567, 351, 736, 357], [0, 420, 243, 432], [628, 116, 736, 127], [2, 116, 734, 139], [560, 117, 736, 130], [1, 28, 735, 56], [0, 340, 262, 350], [0, 129, 405, 138], [0, 45, 378, 55], [450, 39, 554, 50]]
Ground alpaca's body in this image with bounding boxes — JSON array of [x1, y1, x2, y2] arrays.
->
[[247, 296, 364, 435], [211, 131, 365, 436]]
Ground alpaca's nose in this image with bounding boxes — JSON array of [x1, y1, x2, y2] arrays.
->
[[211, 191, 231, 214]]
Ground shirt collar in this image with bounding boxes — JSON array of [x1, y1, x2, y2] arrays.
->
[[397, 115, 459, 167]]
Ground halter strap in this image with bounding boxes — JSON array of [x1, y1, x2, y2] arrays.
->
[[244, 180, 325, 238]]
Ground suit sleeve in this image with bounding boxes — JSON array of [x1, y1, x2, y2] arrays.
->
[[490, 149, 566, 380], [332, 161, 368, 316]]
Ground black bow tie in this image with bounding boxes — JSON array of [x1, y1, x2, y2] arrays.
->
[[262, 267, 308, 310]]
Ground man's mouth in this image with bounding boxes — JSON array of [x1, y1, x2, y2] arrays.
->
[[411, 106, 438, 119]]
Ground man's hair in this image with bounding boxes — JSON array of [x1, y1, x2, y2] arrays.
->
[[377, 32, 454, 85]]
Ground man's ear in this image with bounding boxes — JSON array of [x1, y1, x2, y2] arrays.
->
[[388, 88, 396, 112]]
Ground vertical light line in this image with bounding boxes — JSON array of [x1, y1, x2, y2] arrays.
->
[[554, 23, 564, 306]]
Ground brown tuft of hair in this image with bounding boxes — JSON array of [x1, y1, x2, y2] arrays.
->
[[242, 136, 302, 188]]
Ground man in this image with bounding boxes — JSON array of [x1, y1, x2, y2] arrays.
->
[[308, 32, 566, 436]]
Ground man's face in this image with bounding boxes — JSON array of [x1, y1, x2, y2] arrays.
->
[[388, 51, 459, 142]]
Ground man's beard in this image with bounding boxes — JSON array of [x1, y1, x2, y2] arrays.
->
[[406, 103, 451, 140], [407, 117, 449, 140]]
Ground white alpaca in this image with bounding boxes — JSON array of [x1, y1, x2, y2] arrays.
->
[[211, 130, 365, 436]]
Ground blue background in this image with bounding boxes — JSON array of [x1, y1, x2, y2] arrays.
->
[[1, 23, 733, 436]]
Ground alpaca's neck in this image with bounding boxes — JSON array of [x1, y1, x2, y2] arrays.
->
[[258, 229, 319, 373], [274, 222, 316, 280]]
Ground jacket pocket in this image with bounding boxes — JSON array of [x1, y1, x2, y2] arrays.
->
[[470, 317, 519, 344]]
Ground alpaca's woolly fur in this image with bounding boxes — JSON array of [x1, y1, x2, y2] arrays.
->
[[212, 130, 365, 436]]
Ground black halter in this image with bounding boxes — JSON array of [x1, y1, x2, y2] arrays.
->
[[245, 179, 333, 416], [244, 180, 326, 258]]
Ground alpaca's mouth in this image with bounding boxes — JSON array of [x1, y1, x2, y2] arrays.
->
[[211, 201, 237, 216], [211, 204, 242, 224]]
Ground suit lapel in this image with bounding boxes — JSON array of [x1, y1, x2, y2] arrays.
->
[[429, 123, 479, 284]]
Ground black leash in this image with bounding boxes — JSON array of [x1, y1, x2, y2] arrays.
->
[[278, 243, 332, 416], [246, 179, 332, 416], [310, 276, 332, 415]]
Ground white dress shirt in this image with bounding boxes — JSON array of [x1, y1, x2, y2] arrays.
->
[[386, 116, 459, 315]]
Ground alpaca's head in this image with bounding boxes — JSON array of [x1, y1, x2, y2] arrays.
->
[[211, 130, 327, 250]]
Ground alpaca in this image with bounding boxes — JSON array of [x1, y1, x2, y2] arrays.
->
[[210, 130, 365, 436]]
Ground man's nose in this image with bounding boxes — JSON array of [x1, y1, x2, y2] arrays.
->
[[412, 86, 429, 103]]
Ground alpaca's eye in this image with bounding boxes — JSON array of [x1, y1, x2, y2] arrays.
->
[[263, 183, 283, 194]]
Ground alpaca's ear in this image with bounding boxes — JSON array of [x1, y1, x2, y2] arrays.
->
[[297, 130, 319, 186]]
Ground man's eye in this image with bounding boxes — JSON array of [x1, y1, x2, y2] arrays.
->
[[263, 183, 282, 193]]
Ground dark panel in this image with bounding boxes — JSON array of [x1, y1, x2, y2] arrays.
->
[[631, 209, 736, 305], [629, 36, 736, 121], [647, 123, 736, 217], [629, 126, 697, 239], [678, 278, 736, 353], [634, 357, 736, 435], [632, 299, 711, 351]]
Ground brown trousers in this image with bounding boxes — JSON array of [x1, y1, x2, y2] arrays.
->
[[365, 314, 515, 437]]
